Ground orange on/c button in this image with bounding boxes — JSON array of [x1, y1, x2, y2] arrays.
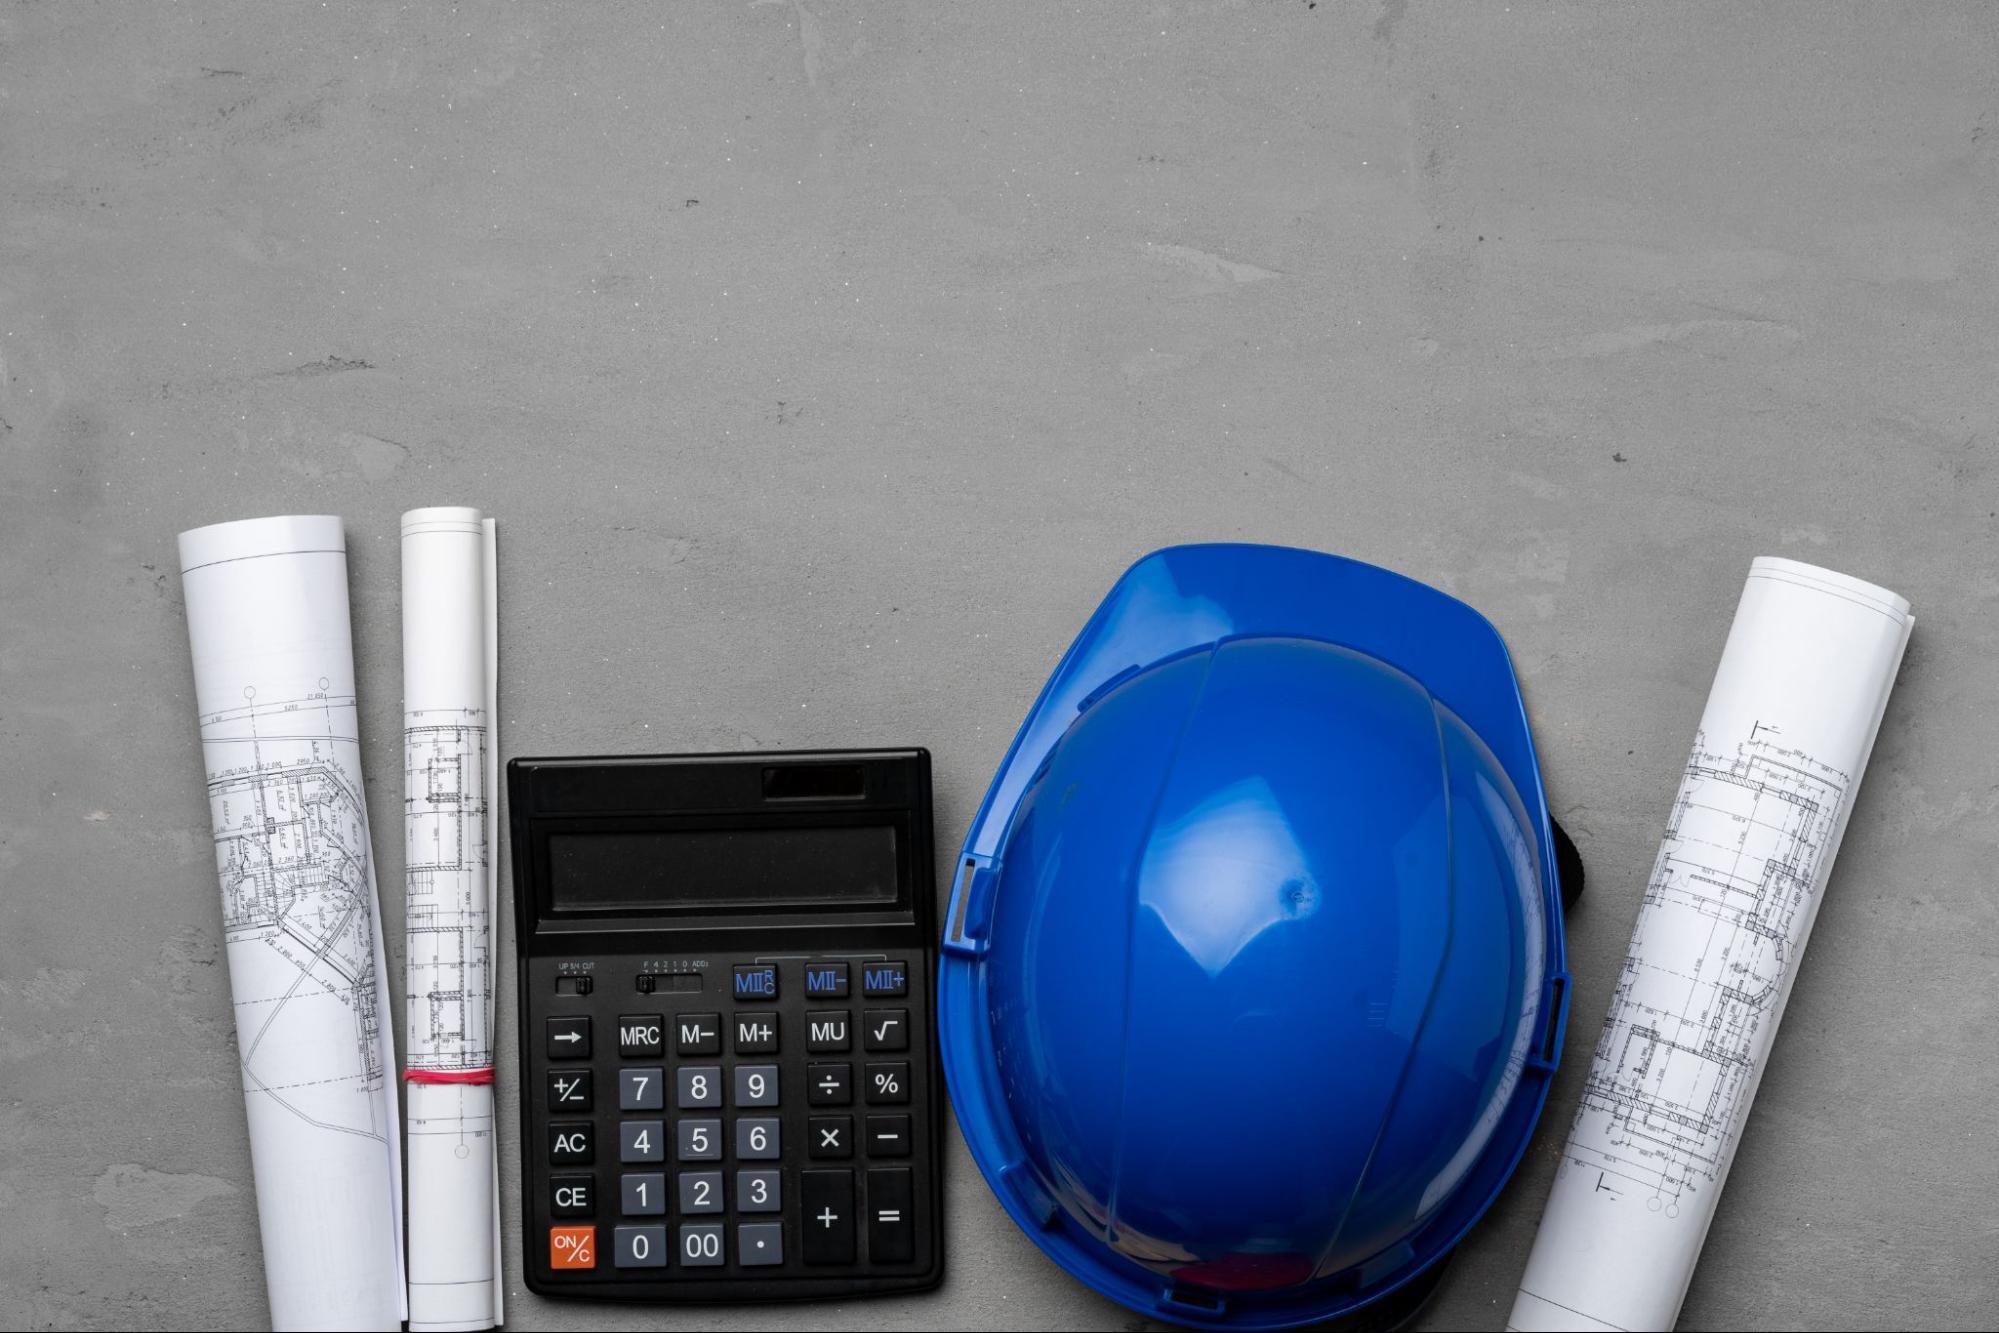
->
[[550, 1225, 596, 1270]]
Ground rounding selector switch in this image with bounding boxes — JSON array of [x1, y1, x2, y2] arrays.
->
[[555, 974, 594, 997], [637, 971, 704, 995]]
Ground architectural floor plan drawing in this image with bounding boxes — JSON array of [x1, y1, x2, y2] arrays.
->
[[207, 691, 391, 1139], [404, 716, 495, 1077], [400, 507, 503, 1332], [180, 513, 407, 1330], [1567, 729, 1849, 1212], [403, 710, 500, 1248], [1510, 557, 1913, 1333]]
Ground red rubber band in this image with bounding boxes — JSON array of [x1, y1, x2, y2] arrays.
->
[[405, 1067, 496, 1085]]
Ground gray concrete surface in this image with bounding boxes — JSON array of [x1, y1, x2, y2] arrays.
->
[[3, 2, 1996, 1329]]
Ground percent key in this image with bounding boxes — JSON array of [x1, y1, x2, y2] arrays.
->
[[865, 1062, 910, 1105]]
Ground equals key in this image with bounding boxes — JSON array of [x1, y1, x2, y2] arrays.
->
[[866, 1166, 913, 1263]]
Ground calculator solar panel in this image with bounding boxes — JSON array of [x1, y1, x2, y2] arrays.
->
[[509, 751, 943, 1301]]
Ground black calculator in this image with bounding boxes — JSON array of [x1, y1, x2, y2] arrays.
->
[[508, 750, 944, 1301]]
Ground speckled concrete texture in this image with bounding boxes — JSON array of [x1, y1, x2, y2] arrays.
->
[[2, 3, 1996, 1329]]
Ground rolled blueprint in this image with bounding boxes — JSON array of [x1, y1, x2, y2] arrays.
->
[[179, 515, 407, 1332], [1510, 557, 1913, 1332], [401, 507, 504, 1331]]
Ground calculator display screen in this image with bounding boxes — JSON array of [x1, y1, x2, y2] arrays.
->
[[546, 825, 899, 911]]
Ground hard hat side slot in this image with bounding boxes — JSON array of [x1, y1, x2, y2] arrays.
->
[[1530, 974, 1571, 1074], [1160, 1280, 1228, 1318], [998, 1161, 1060, 1229], [943, 856, 994, 957]]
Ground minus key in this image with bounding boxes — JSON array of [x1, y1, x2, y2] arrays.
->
[[865, 1114, 911, 1158]]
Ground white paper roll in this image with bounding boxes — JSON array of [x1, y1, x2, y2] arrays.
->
[[401, 507, 504, 1331], [178, 515, 407, 1332], [1509, 557, 1913, 1332]]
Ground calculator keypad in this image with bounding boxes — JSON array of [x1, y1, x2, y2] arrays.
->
[[528, 954, 935, 1293]]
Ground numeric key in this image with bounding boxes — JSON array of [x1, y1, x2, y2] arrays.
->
[[621, 1173, 665, 1216], [736, 1117, 781, 1160], [737, 1168, 781, 1212], [678, 1170, 722, 1214], [619, 1067, 663, 1111], [677, 1066, 721, 1109], [734, 1064, 779, 1107], [614, 1223, 667, 1269], [677, 1119, 722, 1162], [680, 1222, 726, 1267], [620, 1120, 665, 1164]]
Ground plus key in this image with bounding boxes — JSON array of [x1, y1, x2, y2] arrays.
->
[[801, 1169, 856, 1264]]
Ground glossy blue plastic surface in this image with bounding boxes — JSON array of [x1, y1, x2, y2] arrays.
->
[[938, 545, 1569, 1329]]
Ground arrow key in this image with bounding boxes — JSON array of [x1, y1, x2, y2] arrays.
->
[[546, 1015, 591, 1060]]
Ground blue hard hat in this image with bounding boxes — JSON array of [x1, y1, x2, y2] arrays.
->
[[939, 544, 1572, 1330]]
